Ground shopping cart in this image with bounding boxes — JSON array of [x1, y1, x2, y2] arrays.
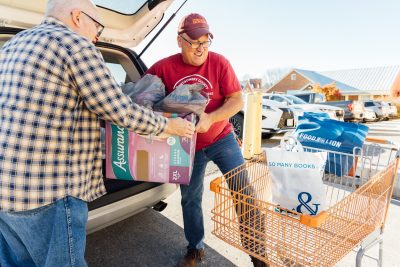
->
[[210, 138, 399, 267]]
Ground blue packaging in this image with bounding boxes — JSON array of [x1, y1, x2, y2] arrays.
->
[[294, 113, 369, 176]]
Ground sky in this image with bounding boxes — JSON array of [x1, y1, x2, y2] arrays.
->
[[132, 0, 400, 81]]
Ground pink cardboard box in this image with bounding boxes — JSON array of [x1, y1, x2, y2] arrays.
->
[[105, 113, 197, 184]]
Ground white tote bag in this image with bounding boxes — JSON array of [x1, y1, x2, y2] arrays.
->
[[266, 145, 327, 215]]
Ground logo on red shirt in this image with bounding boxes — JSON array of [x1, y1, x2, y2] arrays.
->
[[173, 74, 213, 99]]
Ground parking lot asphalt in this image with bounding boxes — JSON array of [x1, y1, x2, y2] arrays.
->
[[86, 119, 400, 267]]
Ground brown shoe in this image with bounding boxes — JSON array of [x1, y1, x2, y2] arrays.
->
[[177, 248, 205, 267]]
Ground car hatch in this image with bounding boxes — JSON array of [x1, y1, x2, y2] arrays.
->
[[0, 0, 174, 48]]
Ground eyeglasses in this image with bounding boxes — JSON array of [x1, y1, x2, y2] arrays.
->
[[81, 11, 104, 38], [180, 35, 212, 49]]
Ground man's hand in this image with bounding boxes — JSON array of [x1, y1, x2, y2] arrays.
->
[[163, 117, 195, 138], [194, 91, 243, 133], [195, 113, 214, 133]]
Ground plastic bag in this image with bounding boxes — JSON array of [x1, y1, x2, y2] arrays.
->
[[121, 74, 166, 109], [154, 83, 208, 115], [294, 113, 369, 176]]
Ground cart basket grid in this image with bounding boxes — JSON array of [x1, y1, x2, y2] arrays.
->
[[210, 141, 399, 266]]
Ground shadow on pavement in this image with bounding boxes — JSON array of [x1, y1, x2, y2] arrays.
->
[[86, 209, 237, 267]]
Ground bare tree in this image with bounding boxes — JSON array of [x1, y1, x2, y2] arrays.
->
[[262, 67, 290, 89]]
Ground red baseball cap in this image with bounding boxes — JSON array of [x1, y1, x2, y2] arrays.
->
[[178, 13, 214, 40]]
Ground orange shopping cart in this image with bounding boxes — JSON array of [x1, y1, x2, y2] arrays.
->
[[210, 138, 399, 267]]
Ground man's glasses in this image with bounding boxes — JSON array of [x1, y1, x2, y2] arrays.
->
[[180, 35, 212, 49], [81, 11, 104, 38]]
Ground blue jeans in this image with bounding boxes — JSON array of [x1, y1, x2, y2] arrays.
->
[[0, 196, 88, 267], [180, 133, 245, 249]]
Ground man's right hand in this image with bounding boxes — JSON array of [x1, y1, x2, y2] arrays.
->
[[163, 117, 195, 138]]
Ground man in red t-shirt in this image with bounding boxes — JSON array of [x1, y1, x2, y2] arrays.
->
[[147, 13, 267, 267]]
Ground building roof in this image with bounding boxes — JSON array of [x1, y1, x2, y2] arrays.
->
[[321, 66, 400, 93], [295, 69, 361, 93]]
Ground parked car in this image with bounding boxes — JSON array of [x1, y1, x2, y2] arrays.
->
[[387, 102, 398, 118], [0, 0, 181, 234], [263, 93, 345, 121], [363, 100, 389, 121], [320, 100, 364, 122], [377, 101, 392, 120], [230, 96, 295, 140], [363, 107, 378, 122], [380, 101, 391, 120]]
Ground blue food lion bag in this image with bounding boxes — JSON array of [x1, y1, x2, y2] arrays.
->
[[293, 113, 369, 176]]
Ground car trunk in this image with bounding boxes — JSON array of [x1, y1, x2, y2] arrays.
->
[[1, 1, 186, 234]]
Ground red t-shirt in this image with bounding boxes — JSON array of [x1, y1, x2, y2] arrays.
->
[[147, 52, 241, 151]]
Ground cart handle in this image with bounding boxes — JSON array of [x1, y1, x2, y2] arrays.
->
[[210, 177, 222, 193], [300, 211, 329, 228], [365, 137, 394, 145]]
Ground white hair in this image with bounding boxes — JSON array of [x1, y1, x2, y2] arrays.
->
[[46, 0, 96, 18]]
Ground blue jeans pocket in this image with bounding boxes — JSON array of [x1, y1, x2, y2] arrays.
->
[[7, 201, 55, 217]]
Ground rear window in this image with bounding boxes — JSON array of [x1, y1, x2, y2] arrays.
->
[[364, 102, 375, 107], [286, 95, 306, 104], [93, 0, 147, 15], [294, 94, 310, 102], [106, 63, 128, 85], [0, 34, 17, 49], [271, 96, 285, 103]]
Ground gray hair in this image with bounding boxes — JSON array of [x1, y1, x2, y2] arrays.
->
[[46, 0, 96, 18]]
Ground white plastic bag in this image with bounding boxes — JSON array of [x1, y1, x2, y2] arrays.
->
[[266, 138, 327, 215]]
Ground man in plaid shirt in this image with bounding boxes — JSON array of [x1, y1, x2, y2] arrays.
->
[[0, 0, 195, 266]]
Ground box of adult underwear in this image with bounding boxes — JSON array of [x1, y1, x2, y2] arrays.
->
[[105, 113, 197, 184]]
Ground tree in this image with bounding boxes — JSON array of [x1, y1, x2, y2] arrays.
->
[[312, 82, 341, 101], [262, 67, 290, 89], [241, 74, 252, 81]]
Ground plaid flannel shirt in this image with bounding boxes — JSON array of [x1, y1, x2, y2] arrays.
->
[[0, 17, 168, 211]]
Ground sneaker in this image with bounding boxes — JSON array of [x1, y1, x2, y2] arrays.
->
[[177, 248, 205, 267], [250, 256, 269, 267]]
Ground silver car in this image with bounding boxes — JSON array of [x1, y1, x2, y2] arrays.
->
[[363, 107, 378, 122], [363, 100, 389, 121], [387, 102, 398, 118]]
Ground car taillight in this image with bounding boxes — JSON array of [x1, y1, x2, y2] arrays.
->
[[347, 103, 353, 111]]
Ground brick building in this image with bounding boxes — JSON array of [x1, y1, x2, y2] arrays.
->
[[267, 66, 400, 100]]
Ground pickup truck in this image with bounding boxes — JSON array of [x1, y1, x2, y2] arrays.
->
[[230, 98, 295, 139]]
